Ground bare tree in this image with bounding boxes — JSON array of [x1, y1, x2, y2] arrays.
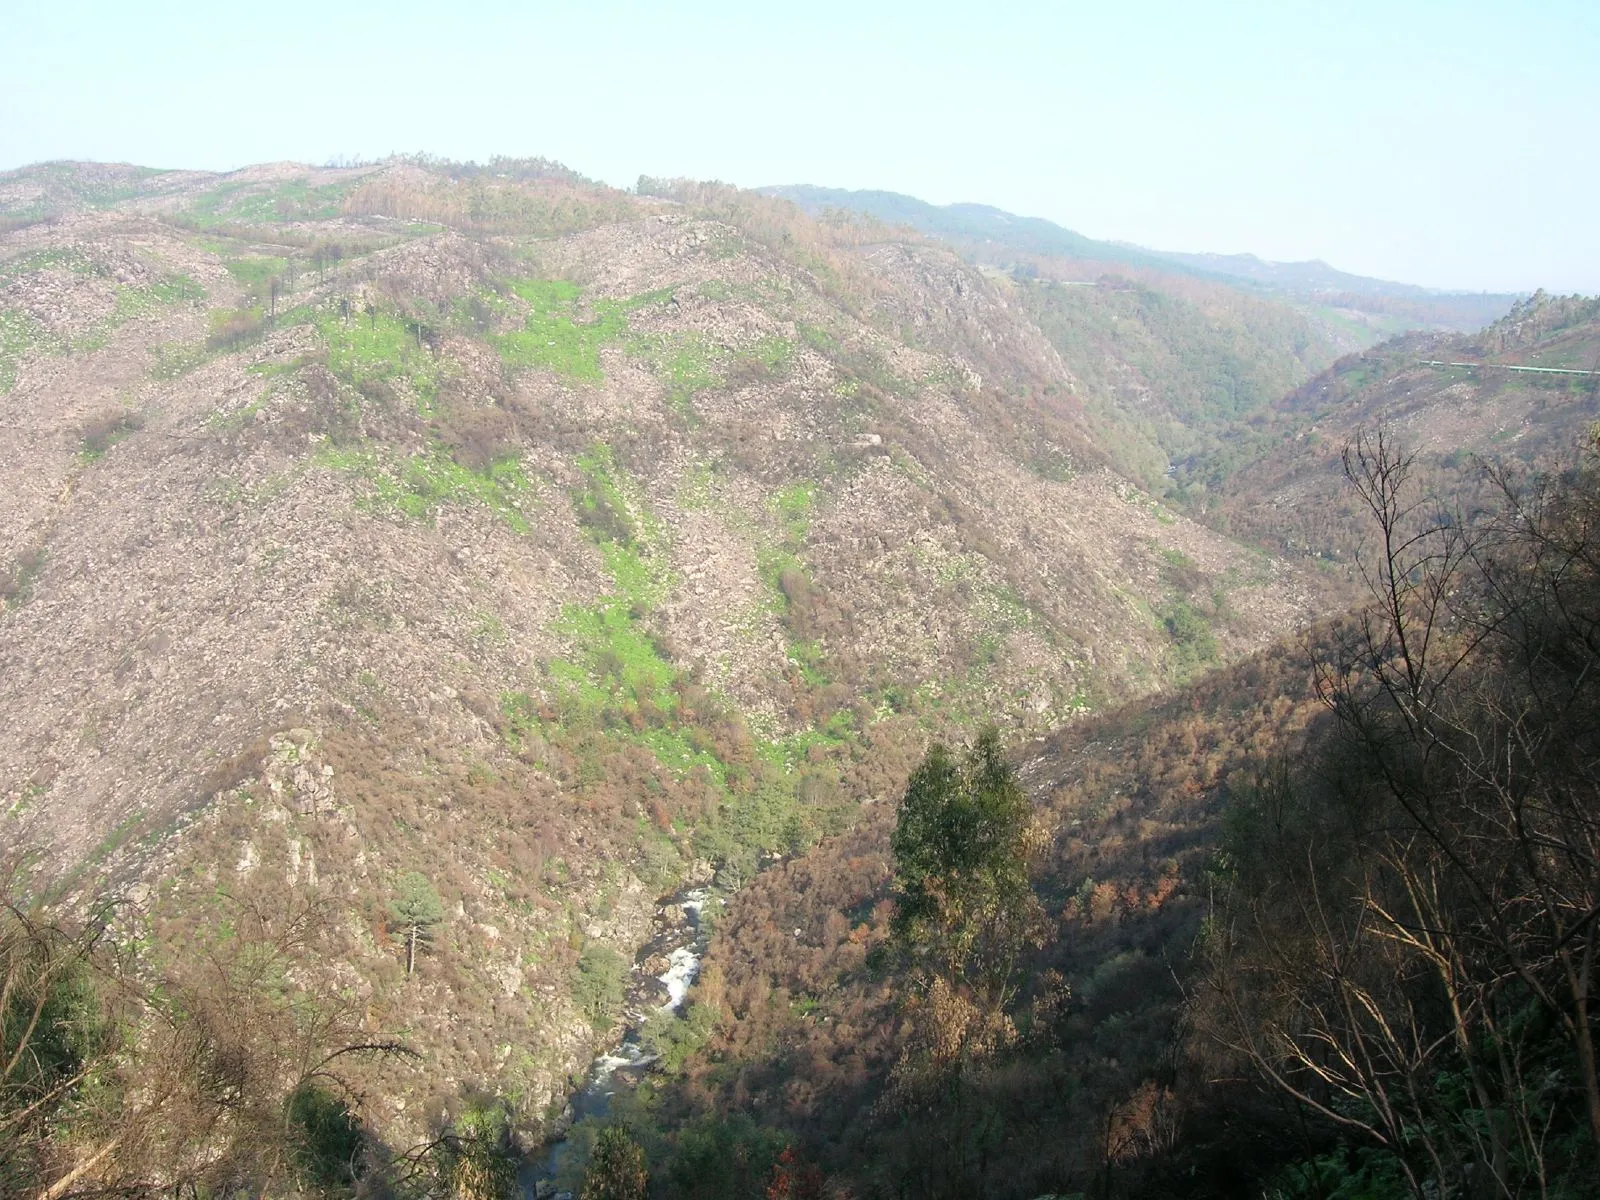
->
[[2, 869, 412, 1199], [1202, 429, 1600, 1197]]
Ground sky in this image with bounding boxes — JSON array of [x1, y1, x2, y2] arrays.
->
[[2, 1, 1596, 294]]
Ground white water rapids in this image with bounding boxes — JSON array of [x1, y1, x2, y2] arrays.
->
[[658, 889, 707, 1011], [527, 887, 715, 1192]]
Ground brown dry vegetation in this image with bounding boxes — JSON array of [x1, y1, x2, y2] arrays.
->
[[6, 158, 1594, 1197], [0, 159, 1335, 1163], [638, 622, 1338, 1198]]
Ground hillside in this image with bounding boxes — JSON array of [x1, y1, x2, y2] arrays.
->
[[590, 431, 1600, 1199], [619, 625, 1339, 1198], [1207, 290, 1600, 559], [0, 158, 1334, 1155], [1016, 273, 1343, 500], [761, 184, 1528, 506]]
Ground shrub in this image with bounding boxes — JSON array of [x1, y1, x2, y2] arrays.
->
[[78, 410, 144, 457], [286, 1083, 365, 1189]]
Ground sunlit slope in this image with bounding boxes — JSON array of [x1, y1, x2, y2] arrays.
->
[[0, 159, 1330, 1139]]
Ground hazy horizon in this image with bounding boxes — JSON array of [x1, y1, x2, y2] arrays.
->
[[3, 0, 1596, 294]]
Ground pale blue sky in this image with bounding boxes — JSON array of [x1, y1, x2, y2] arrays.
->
[[3, 1, 1595, 293]]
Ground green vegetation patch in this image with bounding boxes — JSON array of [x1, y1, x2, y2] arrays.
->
[[0, 246, 96, 284], [185, 179, 354, 227], [771, 481, 816, 531], [625, 330, 795, 416], [317, 443, 532, 532], [646, 332, 722, 413], [77, 410, 144, 462], [484, 277, 792, 404], [543, 445, 697, 755], [571, 943, 627, 1029], [746, 335, 795, 374], [549, 603, 685, 723], [315, 305, 439, 411], [0, 308, 49, 393], [571, 444, 673, 606], [1158, 597, 1219, 679], [503, 448, 858, 887], [489, 279, 655, 383], [224, 256, 289, 290], [752, 480, 840, 690], [755, 482, 818, 604]]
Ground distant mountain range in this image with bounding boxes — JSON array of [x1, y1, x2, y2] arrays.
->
[[761, 184, 1518, 333]]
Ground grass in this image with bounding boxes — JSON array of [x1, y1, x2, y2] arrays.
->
[[1, 547, 47, 610], [771, 482, 816, 531], [757, 708, 857, 772], [639, 331, 797, 416], [316, 443, 533, 532], [185, 179, 354, 228], [0, 246, 96, 285], [750, 481, 839, 687], [316, 306, 439, 411], [787, 640, 829, 688], [485, 276, 789, 409], [572, 444, 672, 606], [9, 163, 176, 212], [549, 600, 681, 720], [499, 448, 864, 887], [224, 257, 290, 290], [648, 333, 721, 413], [77, 411, 143, 462], [490, 280, 650, 383], [755, 482, 818, 599], [545, 446, 686, 729], [0, 309, 49, 393], [746, 335, 795, 374], [504, 446, 737, 788]]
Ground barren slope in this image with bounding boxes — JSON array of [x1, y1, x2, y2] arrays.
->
[[0, 160, 1330, 1141]]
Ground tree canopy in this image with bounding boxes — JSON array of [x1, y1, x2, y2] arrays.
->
[[890, 726, 1043, 1007]]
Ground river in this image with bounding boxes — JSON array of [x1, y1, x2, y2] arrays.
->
[[523, 886, 714, 1195]]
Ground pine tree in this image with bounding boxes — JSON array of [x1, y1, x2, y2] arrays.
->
[[387, 872, 443, 977]]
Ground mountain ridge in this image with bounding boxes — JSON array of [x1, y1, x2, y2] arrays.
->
[[761, 182, 1520, 333]]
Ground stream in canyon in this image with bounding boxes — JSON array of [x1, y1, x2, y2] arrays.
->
[[524, 885, 715, 1194]]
